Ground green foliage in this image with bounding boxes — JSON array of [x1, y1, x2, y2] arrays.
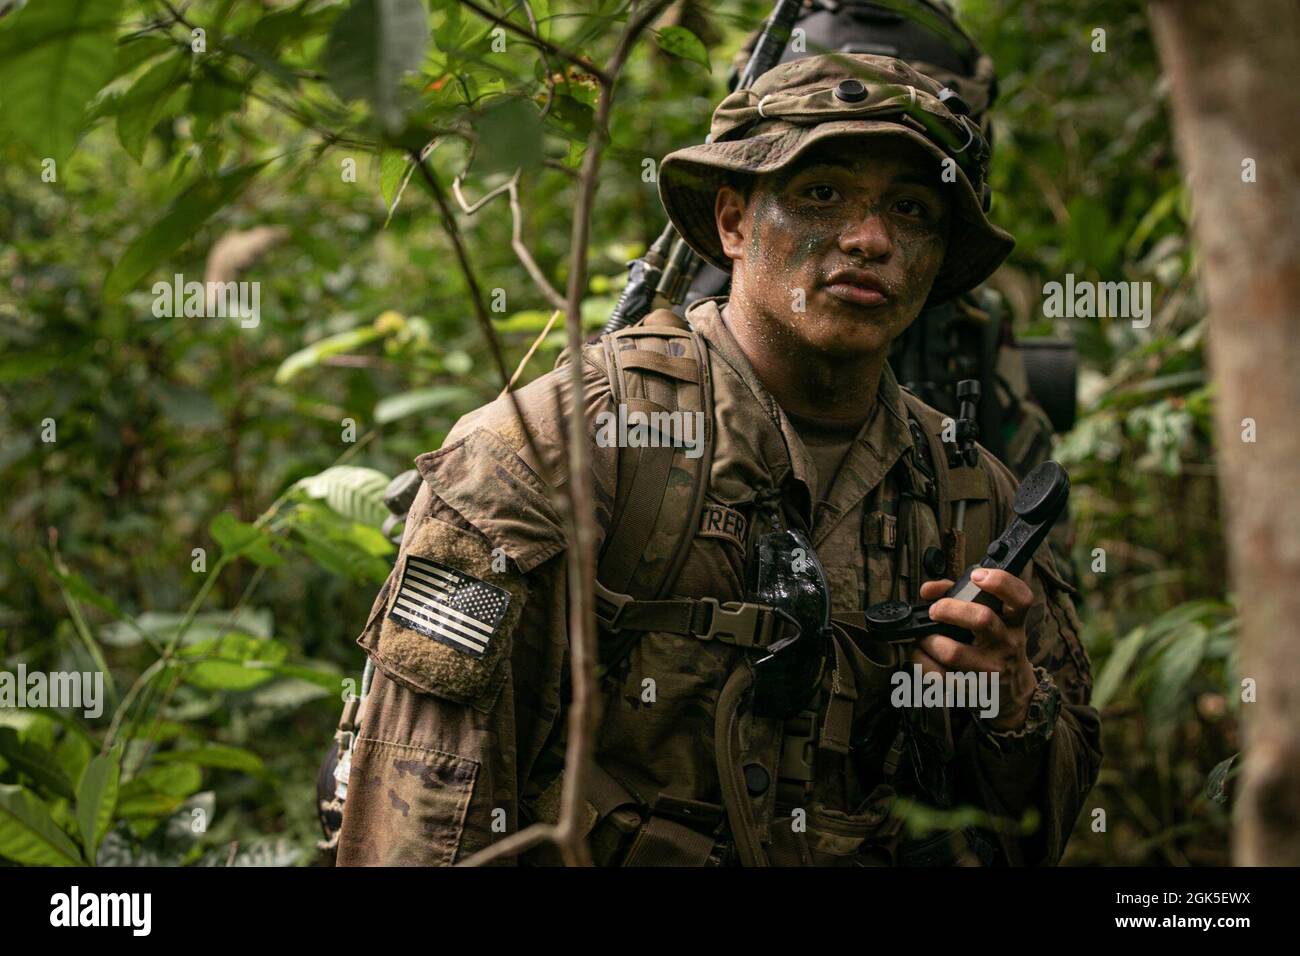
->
[[0, 784, 87, 866], [0, 0, 123, 163], [326, 0, 429, 134], [103, 162, 266, 300]]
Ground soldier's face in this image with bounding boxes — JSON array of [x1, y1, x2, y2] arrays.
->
[[716, 136, 950, 357]]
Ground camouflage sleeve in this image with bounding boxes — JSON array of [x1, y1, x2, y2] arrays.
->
[[952, 454, 1102, 866], [336, 353, 617, 866]]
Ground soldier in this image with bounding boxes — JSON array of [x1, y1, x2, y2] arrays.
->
[[685, 0, 1078, 583], [335, 53, 1100, 867]]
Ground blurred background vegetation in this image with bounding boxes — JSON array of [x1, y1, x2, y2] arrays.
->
[[0, 0, 1234, 866]]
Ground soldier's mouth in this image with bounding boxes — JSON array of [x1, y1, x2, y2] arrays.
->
[[823, 268, 891, 308]]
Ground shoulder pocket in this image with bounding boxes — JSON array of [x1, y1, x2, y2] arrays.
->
[[359, 516, 526, 713]]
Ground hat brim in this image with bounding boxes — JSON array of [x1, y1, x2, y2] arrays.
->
[[657, 121, 1014, 306]]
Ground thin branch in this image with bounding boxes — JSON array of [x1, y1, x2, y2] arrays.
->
[[455, 0, 674, 870], [451, 167, 569, 313], [453, 822, 556, 866], [458, 0, 612, 86], [551, 0, 674, 870], [509, 177, 569, 312], [501, 308, 562, 397], [410, 153, 550, 489], [521, 0, 558, 119]]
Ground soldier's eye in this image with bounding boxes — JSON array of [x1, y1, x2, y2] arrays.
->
[[807, 184, 841, 203], [893, 198, 929, 218]]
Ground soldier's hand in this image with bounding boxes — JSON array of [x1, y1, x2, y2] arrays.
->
[[912, 569, 1037, 732]]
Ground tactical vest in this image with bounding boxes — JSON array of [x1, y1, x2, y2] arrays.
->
[[526, 308, 1002, 866], [591, 308, 994, 642]]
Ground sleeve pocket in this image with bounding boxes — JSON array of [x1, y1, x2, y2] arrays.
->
[[337, 736, 479, 866]]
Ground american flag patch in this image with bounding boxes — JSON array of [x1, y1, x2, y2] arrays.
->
[[388, 555, 510, 659]]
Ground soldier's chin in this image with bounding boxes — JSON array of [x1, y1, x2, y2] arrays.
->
[[800, 313, 894, 357]]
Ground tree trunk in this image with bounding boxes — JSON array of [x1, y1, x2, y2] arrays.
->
[[1148, 0, 1300, 865]]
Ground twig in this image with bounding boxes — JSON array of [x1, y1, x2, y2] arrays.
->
[[453, 822, 556, 866], [521, 0, 558, 118], [455, 0, 674, 869], [501, 308, 563, 396], [410, 153, 550, 491], [451, 168, 568, 312], [458, 0, 612, 86]]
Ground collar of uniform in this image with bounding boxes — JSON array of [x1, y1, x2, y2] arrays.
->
[[686, 297, 819, 520], [686, 297, 916, 543], [813, 360, 916, 547]]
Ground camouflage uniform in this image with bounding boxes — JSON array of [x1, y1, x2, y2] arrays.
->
[[335, 54, 1101, 866]]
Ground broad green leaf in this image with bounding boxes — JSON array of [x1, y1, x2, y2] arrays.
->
[[0, 0, 123, 163], [0, 785, 85, 866], [289, 513, 392, 583], [113, 34, 176, 80], [374, 386, 476, 424], [380, 149, 408, 207], [1092, 626, 1145, 711], [185, 660, 277, 692], [180, 632, 289, 692], [0, 728, 76, 800], [54, 731, 94, 787], [266, 664, 345, 693], [430, 0, 467, 55], [274, 326, 384, 383], [471, 96, 544, 175], [188, 68, 247, 140], [546, 93, 594, 142], [247, 5, 338, 50], [250, 678, 333, 709], [103, 162, 265, 301], [115, 792, 186, 819], [325, 0, 429, 134], [120, 764, 201, 806], [210, 512, 282, 566], [654, 26, 710, 71], [222, 35, 302, 88], [76, 745, 121, 862], [153, 745, 264, 776], [100, 608, 273, 649], [0, 349, 81, 384], [292, 465, 391, 526], [1148, 623, 1210, 737], [116, 53, 190, 162]]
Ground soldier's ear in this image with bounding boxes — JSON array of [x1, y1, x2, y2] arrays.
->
[[715, 184, 749, 263]]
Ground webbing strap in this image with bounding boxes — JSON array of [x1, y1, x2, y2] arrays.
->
[[621, 816, 716, 867], [619, 350, 700, 383], [600, 439, 675, 592], [818, 634, 858, 755], [901, 391, 952, 535], [588, 764, 639, 818], [595, 581, 793, 649]]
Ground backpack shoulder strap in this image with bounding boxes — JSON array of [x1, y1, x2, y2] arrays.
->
[[897, 386, 995, 575], [597, 308, 714, 600]]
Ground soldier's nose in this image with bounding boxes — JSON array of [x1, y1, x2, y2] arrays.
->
[[839, 212, 892, 261]]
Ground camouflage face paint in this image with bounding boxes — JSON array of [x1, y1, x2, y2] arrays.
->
[[731, 137, 951, 360]]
